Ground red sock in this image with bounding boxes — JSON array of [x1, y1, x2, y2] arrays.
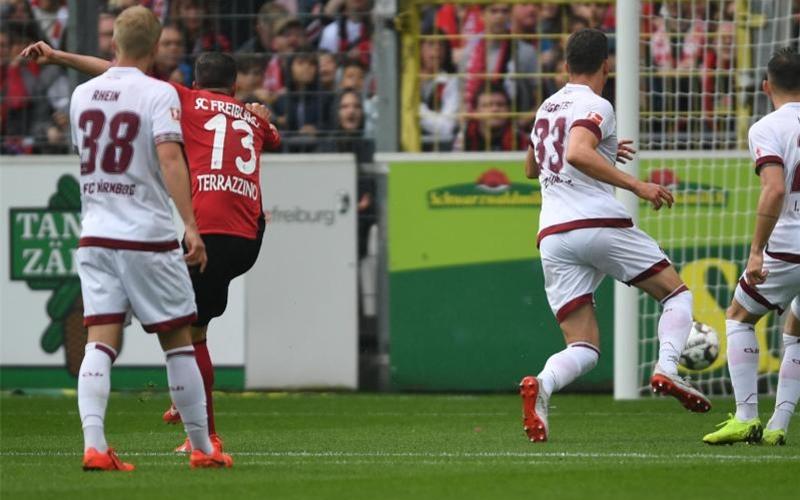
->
[[192, 339, 216, 435]]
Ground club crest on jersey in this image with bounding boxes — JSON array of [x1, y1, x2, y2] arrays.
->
[[170, 107, 181, 121], [586, 112, 604, 125]]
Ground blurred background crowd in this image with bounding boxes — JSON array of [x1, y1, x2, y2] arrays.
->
[[1, 0, 799, 155]]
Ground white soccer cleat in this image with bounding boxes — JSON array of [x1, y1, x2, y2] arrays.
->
[[650, 365, 711, 413]]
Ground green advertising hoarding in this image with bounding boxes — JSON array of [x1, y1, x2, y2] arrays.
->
[[387, 154, 780, 392]]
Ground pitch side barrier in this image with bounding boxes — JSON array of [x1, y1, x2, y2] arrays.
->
[[378, 151, 754, 393], [0, 154, 358, 391]]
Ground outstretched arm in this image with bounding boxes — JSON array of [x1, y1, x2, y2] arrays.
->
[[20, 41, 112, 76], [566, 127, 673, 210]]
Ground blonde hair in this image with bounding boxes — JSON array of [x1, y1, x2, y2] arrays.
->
[[113, 6, 162, 59]]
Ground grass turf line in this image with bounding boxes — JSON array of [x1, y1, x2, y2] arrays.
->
[[0, 393, 796, 500]]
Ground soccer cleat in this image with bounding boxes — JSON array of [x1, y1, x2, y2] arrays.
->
[[162, 404, 182, 424], [702, 414, 763, 445], [761, 428, 787, 446], [650, 367, 711, 413], [82, 447, 135, 471], [174, 434, 224, 454], [519, 376, 548, 442], [189, 448, 233, 469]]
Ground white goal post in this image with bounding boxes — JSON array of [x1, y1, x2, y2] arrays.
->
[[614, 0, 799, 399]]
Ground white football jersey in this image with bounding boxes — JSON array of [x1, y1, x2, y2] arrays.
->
[[748, 102, 800, 255], [531, 83, 630, 243], [70, 67, 184, 245]]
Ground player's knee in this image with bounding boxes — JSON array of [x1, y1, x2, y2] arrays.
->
[[726, 300, 759, 324]]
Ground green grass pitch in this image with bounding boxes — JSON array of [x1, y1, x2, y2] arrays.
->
[[0, 392, 796, 500]]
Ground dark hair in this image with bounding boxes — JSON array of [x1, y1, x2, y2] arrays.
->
[[471, 82, 509, 110], [767, 47, 800, 93], [565, 28, 608, 75], [420, 27, 456, 74], [236, 54, 266, 74], [194, 52, 237, 88], [341, 57, 367, 73]]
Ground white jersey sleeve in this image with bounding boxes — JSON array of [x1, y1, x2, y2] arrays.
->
[[746, 103, 800, 256], [570, 97, 616, 143], [748, 119, 785, 173], [151, 85, 183, 145]]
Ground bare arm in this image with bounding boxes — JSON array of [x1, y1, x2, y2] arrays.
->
[[524, 145, 539, 179], [745, 164, 785, 285], [156, 142, 207, 272], [565, 127, 674, 210], [20, 41, 112, 76]]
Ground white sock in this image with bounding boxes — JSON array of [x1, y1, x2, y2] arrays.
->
[[165, 347, 213, 454], [537, 342, 600, 397], [78, 342, 116, 453], [726, 319, 759, 421], [657, 288, 693, 375], [767, 334, 800, 432]]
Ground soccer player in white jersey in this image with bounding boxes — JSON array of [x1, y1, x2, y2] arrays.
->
[[70, 6, 231, 469], [702, 48, 800, 446], [519, 29, 711, 442]]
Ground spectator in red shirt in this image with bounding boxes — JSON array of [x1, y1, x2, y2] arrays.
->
[[318, 0, 372, 65]]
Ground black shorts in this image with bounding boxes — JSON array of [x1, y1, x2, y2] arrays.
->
[[185, 216, 265, 327]]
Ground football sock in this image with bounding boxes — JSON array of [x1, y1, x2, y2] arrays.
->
[[165, 347, 213, 455], [537, 342, 599, 397], [193, 339, 216, 435], [656, 288, 693, 375], [767, 334, 800, 432], [726, 320, 759, 421], [78, 342, 116, 453]]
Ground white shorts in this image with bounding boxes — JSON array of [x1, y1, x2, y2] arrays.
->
[[539, 226, 669, 321], [77, 246, 197, 333], [733, 251, 800, 316]]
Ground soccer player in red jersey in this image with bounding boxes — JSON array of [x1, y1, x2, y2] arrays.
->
[[22, 40, 280, 453]]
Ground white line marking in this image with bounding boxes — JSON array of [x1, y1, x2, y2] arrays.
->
[[1, 451, 797, 462]]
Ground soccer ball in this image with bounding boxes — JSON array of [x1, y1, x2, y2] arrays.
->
[[679, 322, 720, 371]]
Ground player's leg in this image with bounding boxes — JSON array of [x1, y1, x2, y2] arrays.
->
[[75, 247, 134, 471], [521, 231, 602, 442], [764, 297, 800, 445], [597, 226, 710, 412], [701, 255, 797, 444], [122, 248, 232, 467]]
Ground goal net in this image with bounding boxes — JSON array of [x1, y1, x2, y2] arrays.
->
[[633, 0, 800, 396]]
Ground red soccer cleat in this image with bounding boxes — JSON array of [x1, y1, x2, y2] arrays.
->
[[189, 448, 233, 469], [174, 433, 224, 454], [82, 447, 135, 471], [162, 404, 182, 425], [650, 368, 712, 413], [519, 376, 548, 442]]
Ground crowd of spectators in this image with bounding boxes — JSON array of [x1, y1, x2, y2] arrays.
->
[[1, 1, 798, 155], [0, 0, 376, 155]]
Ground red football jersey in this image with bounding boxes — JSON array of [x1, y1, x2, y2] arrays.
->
[[171, 83, 280, 239]]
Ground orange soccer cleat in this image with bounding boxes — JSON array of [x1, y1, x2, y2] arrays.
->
[[189, 448, 233, 469], [650, 367, 712, 413], [162, 404, 182, 424], [82, 447, 135, 472], [519, 376, 548, 442], [174, 433, 224, 454]]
